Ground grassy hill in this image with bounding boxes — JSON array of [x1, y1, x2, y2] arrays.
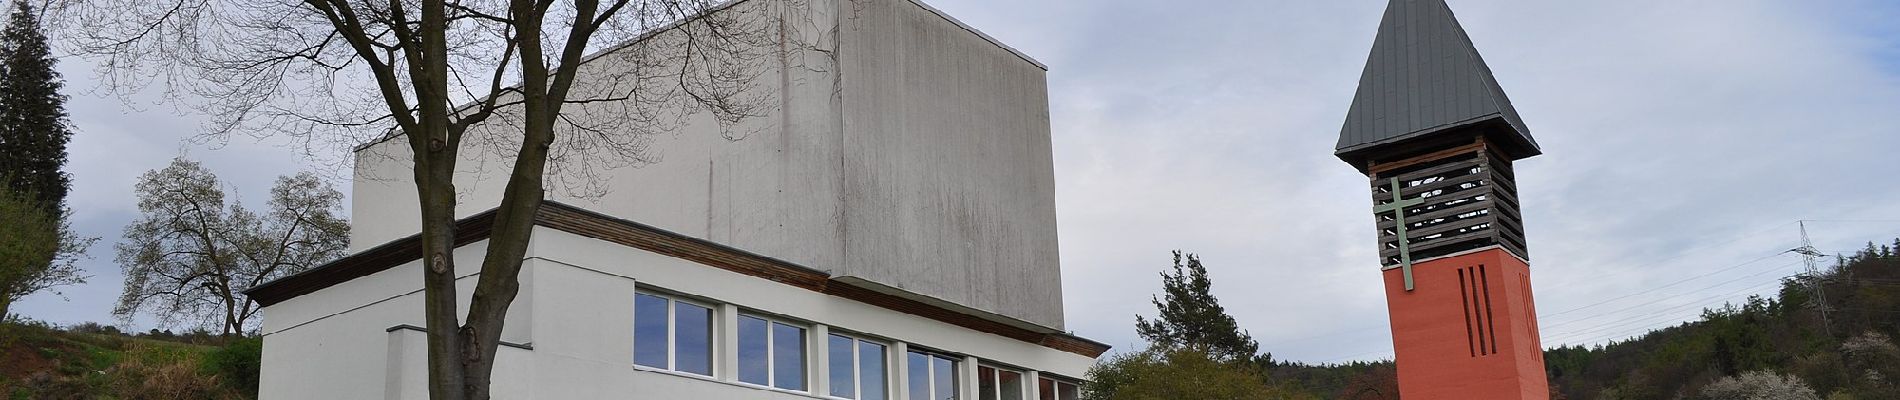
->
[[0, 321, 258, 399], [1265, 239, 1900, 399]]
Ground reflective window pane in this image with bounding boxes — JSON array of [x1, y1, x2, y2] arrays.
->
[[674, 302, 713, 376], [1058, 381, 1080, 400], [738, 316, 770, 385], [828, 335, 856, 398], [859, 342, 887, 400], [1039, 378, 1056, 400], [633, 294, 668, 368], [932, 356, 956, 400], [772, 322, 807, 390], [907, 352, 931, 400], [998, 370, 1023, 400], [978, 366, 997, 400]]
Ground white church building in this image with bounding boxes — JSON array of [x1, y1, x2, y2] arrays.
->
[[242, 0, 1107, 398]]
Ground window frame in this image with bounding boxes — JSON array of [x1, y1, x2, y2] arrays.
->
[[1037, 375, 1082, 400], [632, 291, 717, 377], [824, 332, 889, 400], [736, 311, 810, 391], [906, 348, 960, 400], [977, 363, 1027, 400]]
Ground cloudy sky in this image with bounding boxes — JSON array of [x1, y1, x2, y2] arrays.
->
[[15, 0, 1900, 364]]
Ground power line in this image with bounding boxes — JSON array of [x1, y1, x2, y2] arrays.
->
[[1545, 276, 1792, 345], [1541, 222, 1899, 347], [1275, 220, 1891, 362], [1313, 268, 1797, 360], [1270, 323, 1387, 346], [1543, 277, 1789, 345], [1788, 219, 1900, 223], [1543, 276, 1790, 344], [1532, 218, 1899, 322], [1539, 260, 1800, 332], [1536, 251, 1791, 322], [1275, 221, 1805, 359], [1319, 348, 1393, 364], [1838, 307, 1900, 315]]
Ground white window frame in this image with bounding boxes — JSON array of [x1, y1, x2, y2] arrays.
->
[[825, 333, 890, 400], [1036, 375, 1082, 400], [633, 291, 717, 377], [977, 364, 1028, 400], [737, 312, 810, 391], [906, 349, 960, 400]]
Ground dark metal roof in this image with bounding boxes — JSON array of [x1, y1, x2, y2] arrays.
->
[[1336, 0, 1539, 169]]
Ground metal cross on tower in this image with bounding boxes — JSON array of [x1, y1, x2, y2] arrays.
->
[[1374, 177, 1425, 291]]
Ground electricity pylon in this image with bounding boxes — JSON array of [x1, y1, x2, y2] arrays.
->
[[1791, 221, 1833, 338]]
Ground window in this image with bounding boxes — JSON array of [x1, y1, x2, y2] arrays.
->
[[634, 292, 713, 376], [907, 350, 958, 400], [977, 365, 1025, 400], [1038, 377, 1080, 400], [827, 334, 888, 400], [738, 314, 807, 390]]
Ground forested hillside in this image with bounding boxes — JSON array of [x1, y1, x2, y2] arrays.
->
[[1541, 240, 1900, 399], [1267, 239, 1900, 399]]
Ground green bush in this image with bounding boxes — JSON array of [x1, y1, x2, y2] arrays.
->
[[202, 337, 261, 397], [1085, 347, 1310, 400]]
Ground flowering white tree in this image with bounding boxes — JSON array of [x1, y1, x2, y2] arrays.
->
[[1699, 370, 1820, 400]]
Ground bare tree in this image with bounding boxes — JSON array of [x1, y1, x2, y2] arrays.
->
[[51, 0, 797, 397], [115, 157, 348, 336]]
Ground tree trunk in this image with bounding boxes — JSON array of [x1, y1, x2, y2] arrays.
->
[[417, 156, 466, 400], [411, 0, 471, 399], [458, 137, 546, 399], [446, 2, 568, 397]]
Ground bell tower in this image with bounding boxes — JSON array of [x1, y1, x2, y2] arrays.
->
[[1336, 1, 1549, 399]]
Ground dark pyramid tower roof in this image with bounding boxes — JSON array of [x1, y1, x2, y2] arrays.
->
[[1336, 0, 1540, 171]]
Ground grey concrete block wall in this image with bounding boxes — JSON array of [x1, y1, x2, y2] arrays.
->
[[836, 0, 1063, 328], [349, 0, 1064, 329]]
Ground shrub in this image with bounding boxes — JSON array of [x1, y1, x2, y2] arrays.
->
[[102, 343, 232, 400], [204, 337, 261, 397], [65, 322, 119, 335], [1085, 347, 1303, 400], [105, 356, 225, 399]]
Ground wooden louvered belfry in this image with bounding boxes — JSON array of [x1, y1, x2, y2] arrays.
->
[[1369, 138, 1528, 269]]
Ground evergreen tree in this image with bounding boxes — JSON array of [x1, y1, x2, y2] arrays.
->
[[1135, 250, 1262, 363], [0, 0, 73, 211]]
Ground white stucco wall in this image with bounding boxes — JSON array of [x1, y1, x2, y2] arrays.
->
[[347, 0, 1065, 329], [257, 226, 1093, 400]]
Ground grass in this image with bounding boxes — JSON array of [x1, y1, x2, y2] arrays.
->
[[0, 321, 253, 399]]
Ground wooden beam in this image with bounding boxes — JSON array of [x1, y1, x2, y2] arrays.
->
[[1367, 138, 1490, 177]]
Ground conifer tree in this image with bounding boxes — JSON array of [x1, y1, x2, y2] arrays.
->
[[1135, 250, 1262, 363], [0, 0, 73, 211]]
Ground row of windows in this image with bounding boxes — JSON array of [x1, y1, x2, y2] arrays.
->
[[632, 291, 1079, 400]]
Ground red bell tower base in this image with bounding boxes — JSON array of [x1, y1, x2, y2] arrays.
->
[[1383, 247, 1548, 400]]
